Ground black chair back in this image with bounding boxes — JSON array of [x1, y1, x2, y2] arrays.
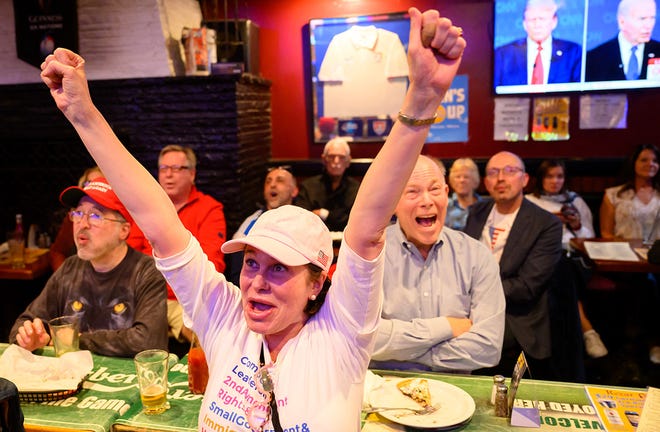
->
[[0, 377, 25, 432]]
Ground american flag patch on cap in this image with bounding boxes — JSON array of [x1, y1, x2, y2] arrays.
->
[[317, 250, 329, 267]]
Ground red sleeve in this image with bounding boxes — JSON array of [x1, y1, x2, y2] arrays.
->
[[49, 216, 74, 271], [127, 223, 151, 254], [190, 198, 227, 273]]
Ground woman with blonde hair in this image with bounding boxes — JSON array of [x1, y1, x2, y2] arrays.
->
[[445, 157, 482, 230]]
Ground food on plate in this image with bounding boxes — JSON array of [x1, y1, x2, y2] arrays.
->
[[396, 378, 432, 407]]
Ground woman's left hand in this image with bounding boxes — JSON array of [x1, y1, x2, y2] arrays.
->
[[564, 213, 582, 231]]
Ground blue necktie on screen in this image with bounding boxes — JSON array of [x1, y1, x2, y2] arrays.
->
[[627, 46, 639, 80]]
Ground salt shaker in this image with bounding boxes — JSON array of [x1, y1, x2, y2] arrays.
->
[[490, 375, 505, 405], [494, 383, 509, 418]]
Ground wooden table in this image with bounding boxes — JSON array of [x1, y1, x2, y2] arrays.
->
[[569, 238, 660, 273], [0, 248, 50, 280], [0, 248, 52, 342]]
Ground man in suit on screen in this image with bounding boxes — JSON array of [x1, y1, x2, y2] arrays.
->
[[494, 0, 582, 87], [586, 0, 660, 81]]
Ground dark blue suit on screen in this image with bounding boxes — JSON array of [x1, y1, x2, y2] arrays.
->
[[494, 38, 582, 86], [586, 37, 660, 81]]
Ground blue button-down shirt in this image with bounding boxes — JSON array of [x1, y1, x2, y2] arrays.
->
[[370, 222, 505, 372]]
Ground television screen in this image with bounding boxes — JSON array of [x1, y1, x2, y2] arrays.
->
[[493, 0, 660, 94]]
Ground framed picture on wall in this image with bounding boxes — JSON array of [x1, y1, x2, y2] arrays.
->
[[308, 11, 410, 144]]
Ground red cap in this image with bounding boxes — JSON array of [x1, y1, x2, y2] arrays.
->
[[59, 178, 132, 223]]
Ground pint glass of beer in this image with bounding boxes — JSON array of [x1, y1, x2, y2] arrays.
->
[[134, 349, 171, 414]]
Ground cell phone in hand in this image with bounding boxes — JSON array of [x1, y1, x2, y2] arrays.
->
[[560, 203, 578, 218]]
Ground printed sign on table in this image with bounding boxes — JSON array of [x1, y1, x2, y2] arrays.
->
[[585, 385, 647, 431]]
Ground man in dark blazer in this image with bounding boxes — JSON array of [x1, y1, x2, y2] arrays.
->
[[494, 0, 582, 87], [586, 0, 660, 81], [464, 151, 562, 379]]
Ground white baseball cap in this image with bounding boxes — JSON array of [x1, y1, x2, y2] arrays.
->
[[222, 205, 333, 272]]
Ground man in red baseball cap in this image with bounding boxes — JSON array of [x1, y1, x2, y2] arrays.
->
[[9, 178, 168, 357]]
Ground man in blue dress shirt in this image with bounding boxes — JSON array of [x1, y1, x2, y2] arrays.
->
[[370, 155, 505, 373]]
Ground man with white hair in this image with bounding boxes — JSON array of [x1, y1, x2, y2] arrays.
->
[[296, 137, 359, 232], [586, 0, 660, 81], [494, 0, 582, 86]]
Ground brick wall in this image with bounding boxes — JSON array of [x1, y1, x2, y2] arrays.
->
[[0, 74, 272, 242]]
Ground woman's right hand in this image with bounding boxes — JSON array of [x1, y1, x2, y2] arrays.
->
[[40, 48, 94, 125], [403, 7, 466, 116]]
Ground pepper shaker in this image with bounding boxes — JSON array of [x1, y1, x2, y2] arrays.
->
[[494, 383, 509, 418]]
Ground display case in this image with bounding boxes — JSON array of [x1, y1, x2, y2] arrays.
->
[[308, 11, 410, 144]]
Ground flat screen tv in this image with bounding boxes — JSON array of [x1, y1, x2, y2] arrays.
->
[[493, 0, 660, 94]]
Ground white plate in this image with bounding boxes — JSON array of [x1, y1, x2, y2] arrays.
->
[[369, 377, 475, 429]]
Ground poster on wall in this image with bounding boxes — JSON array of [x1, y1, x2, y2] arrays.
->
[[426, 75, 468, 143], [13, 0, 78, 69], [493, 97, 530, 141], [309, 12, 410, 143], [579, 94, 628, 129], [532, 97, 570, 141]]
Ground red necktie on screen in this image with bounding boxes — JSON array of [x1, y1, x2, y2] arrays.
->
[[531, 43, 544, 85]]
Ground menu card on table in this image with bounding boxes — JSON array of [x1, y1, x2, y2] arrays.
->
[[637, 386, 660, 431], [583, 242, 640, 262], [584, 385, 647, 431]]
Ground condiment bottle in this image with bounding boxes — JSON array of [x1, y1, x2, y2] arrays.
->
[[9, 214, 26, 269], [15, 214, 24, 238], [495, 383, 509, 417], [188, 332, 209, 394], [491, 375, 505, 405]]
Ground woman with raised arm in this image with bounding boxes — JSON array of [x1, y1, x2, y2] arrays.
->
[[39, 7, 464, 430]]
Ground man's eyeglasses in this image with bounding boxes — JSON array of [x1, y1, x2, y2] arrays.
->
[[158, 164, 190, 173], [485, 166, 524, 178], [246, 363, 276, 432], [69, 210, 126, 227]]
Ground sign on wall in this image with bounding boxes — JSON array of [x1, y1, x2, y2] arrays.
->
[[13, 0, 78, 69], [426, 75, 469, 143]]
